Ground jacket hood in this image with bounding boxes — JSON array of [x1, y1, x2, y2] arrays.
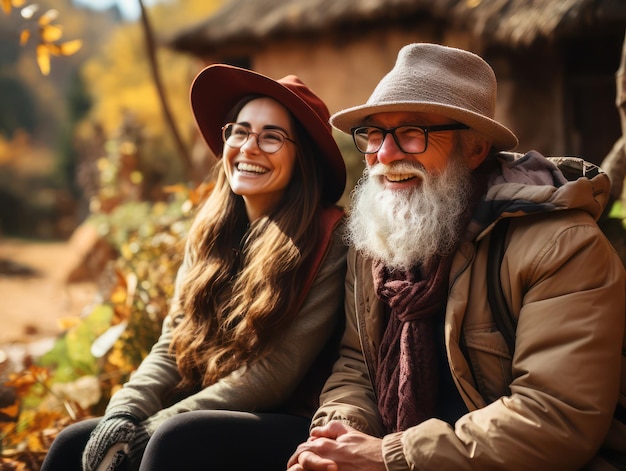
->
[[466, 151, 611, 241]]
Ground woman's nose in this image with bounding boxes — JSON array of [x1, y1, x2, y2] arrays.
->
[[240, 134, 260, 153]]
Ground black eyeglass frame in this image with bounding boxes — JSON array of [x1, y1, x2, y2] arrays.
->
[[221, 123, 296, 154], [350, 123, 469, 154]]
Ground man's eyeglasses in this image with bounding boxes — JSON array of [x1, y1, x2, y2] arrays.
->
[[222, 123, 295, 154], [351, 123, 469, 154]]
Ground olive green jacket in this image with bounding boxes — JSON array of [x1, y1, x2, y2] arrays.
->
[[106, 207, 347, 435]]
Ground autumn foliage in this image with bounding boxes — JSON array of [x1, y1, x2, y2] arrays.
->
[[0, 111, 215, 465], [0, 176, 214, 469], [3, 0, 82, 76], [0, 4, 215, 455]]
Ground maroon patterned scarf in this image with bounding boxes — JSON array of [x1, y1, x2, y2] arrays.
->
[[371, 159, 493, 432], [373, 256, 452, 432]]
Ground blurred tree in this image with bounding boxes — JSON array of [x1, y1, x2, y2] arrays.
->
[[0, 0, 224, 237], [57, 69, 92, 210], [138, 0, 190, 175], [0, 2, 114, 237], [0, 0, 112, 134], [0, 76, 37, 137], [80, 0, 224, 185]]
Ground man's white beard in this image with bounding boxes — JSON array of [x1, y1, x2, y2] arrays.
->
[[346, 157, 473, 271]]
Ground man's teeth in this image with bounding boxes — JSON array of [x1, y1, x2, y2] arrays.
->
[[386, 173, 414, 182], [237, 163, 268, 174]]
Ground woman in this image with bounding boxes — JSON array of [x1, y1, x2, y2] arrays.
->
[[41, 65, 347, 471]]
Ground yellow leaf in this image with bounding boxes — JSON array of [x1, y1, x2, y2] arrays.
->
[[113, 304, 131, 322], [6, 365, 50, 395], [107, 346, 126, 368], [7, 371, 35, 393], [115, 268, 128, 288], [120, 243, 134, 260], [110, 284, 127, 305], [38, 8, 58, 26], [129, 170, 143, 184], [41, 23, 63, 43], [58, 39, 82, 56], [189, 181, 215, 205], [0, 401, 20, 421], [26, 432, 46, 452], [46, 42, 62, 56], [19, 29, 29, 45], [36, 44, 50, 75], [57, 316, 81, 330], [12, 408, 62, 451]]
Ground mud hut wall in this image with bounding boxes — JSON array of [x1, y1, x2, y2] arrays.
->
[[214, 30, 567, 158], [249, 30, 434, 115], [195, 31, 590, 177], [487, 47, 567, 157]]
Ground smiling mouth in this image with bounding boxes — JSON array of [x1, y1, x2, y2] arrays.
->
[[369, 162, 426, 184], [385, 173, 416, 182], [237, 162, 268, 174]]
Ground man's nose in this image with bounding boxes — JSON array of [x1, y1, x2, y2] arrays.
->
[[372, 134, 406, 165]]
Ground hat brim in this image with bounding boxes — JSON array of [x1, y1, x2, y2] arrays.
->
[[190, 65, 346, 202], [330, 102, 519, 151]]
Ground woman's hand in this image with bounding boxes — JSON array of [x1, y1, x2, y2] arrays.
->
[[82, 416, 137, 471], [82, 415, 149, 471]]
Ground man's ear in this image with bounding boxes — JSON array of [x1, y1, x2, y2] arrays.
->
[[467, 139, 492, 170]]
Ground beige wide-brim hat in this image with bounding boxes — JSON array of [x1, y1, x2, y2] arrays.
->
[[331, 43, 519, 151]]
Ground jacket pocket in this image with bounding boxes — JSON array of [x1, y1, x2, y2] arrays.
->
[[464, 325, 513, 403]]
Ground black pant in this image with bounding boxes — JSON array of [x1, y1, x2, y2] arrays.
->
[[41, 411, 310, 470]]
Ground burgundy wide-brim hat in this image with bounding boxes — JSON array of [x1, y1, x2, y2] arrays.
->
[[331, 43, 519, 151], [190, 64, 346, 203]]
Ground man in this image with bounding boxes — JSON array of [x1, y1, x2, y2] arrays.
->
[[288, 43, 626, 470]]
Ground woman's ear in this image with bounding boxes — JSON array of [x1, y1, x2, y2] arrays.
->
[[467, 139, 492, 170]]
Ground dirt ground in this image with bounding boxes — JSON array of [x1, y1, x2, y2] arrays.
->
[[0, 237, 98, 356]]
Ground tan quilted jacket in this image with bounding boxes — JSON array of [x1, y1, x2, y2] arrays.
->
[[314, 153, 626, 470]]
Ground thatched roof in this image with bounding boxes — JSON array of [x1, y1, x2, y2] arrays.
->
[[170, 0, 625, 55]]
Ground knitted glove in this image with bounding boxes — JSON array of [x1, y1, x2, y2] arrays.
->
[[126, 424, 150, 471], [82, 415, 138, 471]]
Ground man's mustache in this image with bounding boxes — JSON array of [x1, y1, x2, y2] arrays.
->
[[366, 161, 427, 178]]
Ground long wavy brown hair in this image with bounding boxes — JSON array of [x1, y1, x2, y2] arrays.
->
[[170, 96, 326, 390]]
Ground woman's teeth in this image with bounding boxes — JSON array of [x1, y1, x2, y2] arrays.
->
[[237, 163, 268, 174]]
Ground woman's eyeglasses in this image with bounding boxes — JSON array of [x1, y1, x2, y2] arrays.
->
[[222, 123, 295, 154]]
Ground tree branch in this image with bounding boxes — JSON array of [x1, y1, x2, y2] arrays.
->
[[137, 0, 192, 177]]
